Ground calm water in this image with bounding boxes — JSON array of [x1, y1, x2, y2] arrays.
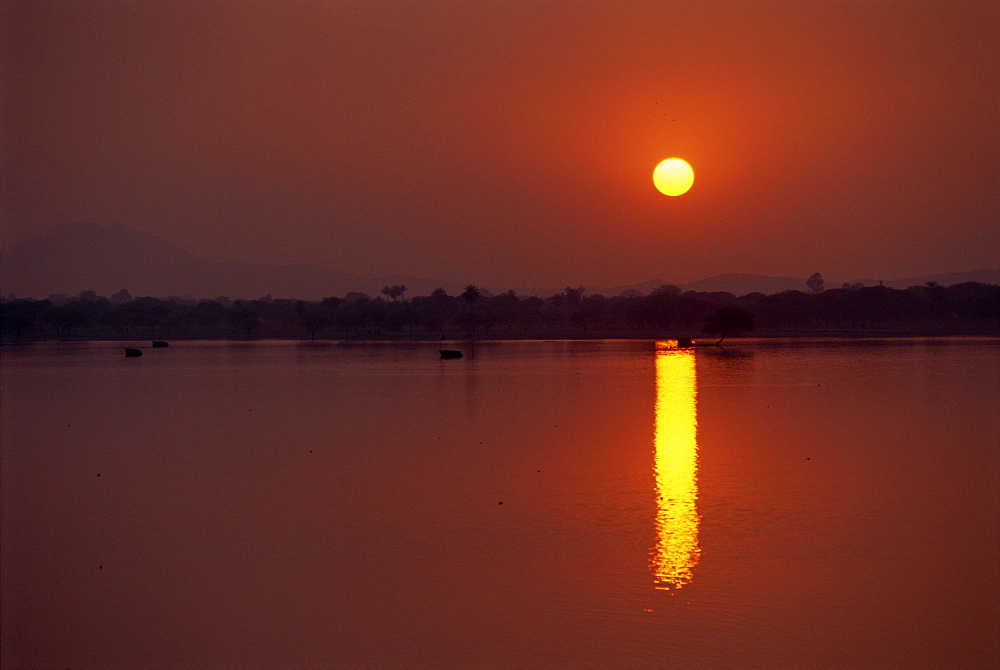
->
[[2, 338, 998, 668]]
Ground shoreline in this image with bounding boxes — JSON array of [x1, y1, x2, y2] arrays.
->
[[4, 329, 999, 346]]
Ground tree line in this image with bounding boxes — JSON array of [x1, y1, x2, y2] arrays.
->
[[2, 281, 997, 343]]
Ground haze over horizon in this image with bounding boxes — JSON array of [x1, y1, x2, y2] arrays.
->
[[3, 1, 997, 289], [4, 221, 997, 302]]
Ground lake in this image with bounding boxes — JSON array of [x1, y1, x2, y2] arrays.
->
[[2, 338, 997, 668]]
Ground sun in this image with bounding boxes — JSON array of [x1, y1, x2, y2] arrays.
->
[[653, 158, 695, 196]]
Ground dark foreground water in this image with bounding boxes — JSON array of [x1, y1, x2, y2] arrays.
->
[[2, 338, 998, 668]]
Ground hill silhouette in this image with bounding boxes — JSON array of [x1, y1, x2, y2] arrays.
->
[[2, 222, 997, 300], [0, 222, 468, 299]]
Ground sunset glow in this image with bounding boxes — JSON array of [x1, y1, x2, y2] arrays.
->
[[652, 158, 695, 196], [2, 2, 995, 287], [651, 345, 700, 590], [0, 0, 997, 665]]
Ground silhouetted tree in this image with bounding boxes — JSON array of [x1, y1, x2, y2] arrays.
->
[[382, 305, 405, 334], [947, 282, 999, 324], [541, 294, 569, 329], [516, 296, 544, 331], [335, 304, 367, 337], [158, 311, 187, 339], [854, 285, 894, 326], [190, 300, 226, 329], [455, 311, 485, 337], [563, 286, 585, 308], [702, 307, 756, 344], [110, 289, 133, 304], [806, 272, 824, 294], [227, 303, 260, 339], [755, 290, 813, 329], [390, 284, 407, 302], [421, 310, 446, 336], [0, 300, 49, 342], [103, 300, 158, 335], [487, 290, 520, 331], [48, 303, 91, 336], [579, 294, 611, 330], [421, 287, 454, 313], [299, 307, 328, 339], [2, 275, 996, 342], [638, 285, 682, 329], [462, 285, 481, 310], [396, 304, 420, 336]]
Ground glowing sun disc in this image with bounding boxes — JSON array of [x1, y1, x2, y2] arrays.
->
[[653, 158, 695, 196]]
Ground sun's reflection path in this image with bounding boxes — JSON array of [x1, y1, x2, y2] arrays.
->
[[651, 343, 700, 591]]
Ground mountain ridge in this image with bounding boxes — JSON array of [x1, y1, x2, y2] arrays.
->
[[2, 222, 997, 300]]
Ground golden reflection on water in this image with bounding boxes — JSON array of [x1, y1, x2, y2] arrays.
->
[[651, 344, 700, 591]]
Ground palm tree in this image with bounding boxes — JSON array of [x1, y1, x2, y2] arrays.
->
[[381, 286, 392, 302], [388, 284, 407, 302], [462, 285, 481, 310]]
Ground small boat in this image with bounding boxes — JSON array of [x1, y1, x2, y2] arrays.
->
[[439, 349, 463, 359], [152, 340, 169, 348], [124, 348, 142, 358]]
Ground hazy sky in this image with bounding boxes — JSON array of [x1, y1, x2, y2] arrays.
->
[[2, 0, 996, 287]]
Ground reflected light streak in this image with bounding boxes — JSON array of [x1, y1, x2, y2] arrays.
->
[[651, 344, 700, 591]]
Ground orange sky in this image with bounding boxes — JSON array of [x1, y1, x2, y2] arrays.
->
[[2, 0, 996, 288]]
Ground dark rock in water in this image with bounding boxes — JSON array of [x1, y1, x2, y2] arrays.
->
[[676, 338, 695, 348], [124, 347, 142, 357], [440, 349, 463, 359]]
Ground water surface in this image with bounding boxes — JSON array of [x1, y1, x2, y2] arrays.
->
[[2, 339, 997, 667]]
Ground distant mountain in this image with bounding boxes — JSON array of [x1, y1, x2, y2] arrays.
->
[[2, 223, 996, 300], [588, 274, 832, 297], [670, 271, 1000, 296], [565, 270, 1000, 298], [2, 222, 208, 298], [0, 222, 468, 300], [867, 270, 1000, 290], [678, 273, 809, 295], [586, 279, 680, 297]]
